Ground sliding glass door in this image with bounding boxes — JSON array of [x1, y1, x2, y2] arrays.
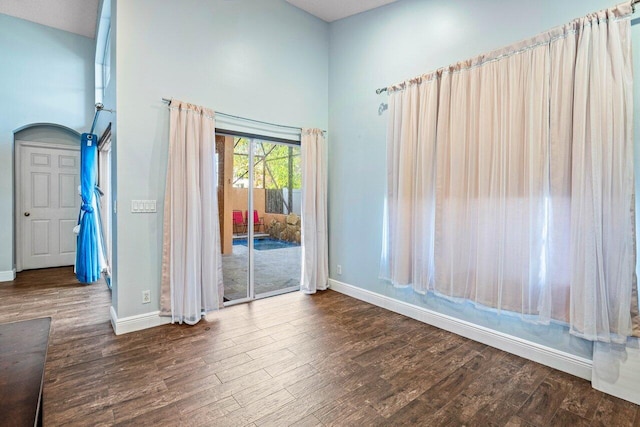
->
[[216, 134, 301, 304], [252, 141, 302, 297]]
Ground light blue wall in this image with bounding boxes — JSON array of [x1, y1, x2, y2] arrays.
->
[[112, 0, 328, 318], [0, 14, 94, 275], [94, 0, 118, 309], [327, 0, 627, 359]]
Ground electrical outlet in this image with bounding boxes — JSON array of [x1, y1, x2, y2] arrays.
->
[[337, 264, 342, 275], [142, 290, 151, 304]]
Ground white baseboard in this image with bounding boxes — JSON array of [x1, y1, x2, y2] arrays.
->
[[328, 278, 592, 381], [110, 306, 171, 335], [0, 269, 16, 282]]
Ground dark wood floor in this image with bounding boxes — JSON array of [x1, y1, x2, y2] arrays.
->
[[1, 268, 639, 426]]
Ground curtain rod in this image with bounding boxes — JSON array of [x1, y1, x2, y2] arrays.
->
[[161, 98, 326, 133], [89, 102, 115, 136], [375, 0, 640, 95]]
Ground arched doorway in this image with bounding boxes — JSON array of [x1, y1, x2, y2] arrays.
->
[[14, 123, 81, 271]]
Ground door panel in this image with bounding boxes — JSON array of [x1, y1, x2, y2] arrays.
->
[[31, 220, 50, 255], [59, 155, 77, 169], [59, 219, 77, 254], [219, 136, 250, 303], [20, 144, 80, 270], [219, 135, 301, 304], [59, 174, 77, 207], [31, 173, 51, 208], [253, 141, 301, 298], [31, 153, 50, 167]]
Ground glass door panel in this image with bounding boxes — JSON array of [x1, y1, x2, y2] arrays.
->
[[218, 134, 301, 304], [218, 135, 249, 303], [253, 141, 301, 297]]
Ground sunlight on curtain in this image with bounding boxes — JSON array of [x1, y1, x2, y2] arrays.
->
[[434, 45, 550, 321], [381, 2, 636, 343], [160, 99, 224, 325], [567, 6, 635, 342], [380, 81, 438, 294], [300, 129, 328, 294]]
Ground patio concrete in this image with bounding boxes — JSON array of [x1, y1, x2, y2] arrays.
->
[[221, 242, 301, 301]]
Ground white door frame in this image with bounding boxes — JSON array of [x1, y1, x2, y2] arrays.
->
[[15, 140, 80, 272], [97, 130, 112, 280]]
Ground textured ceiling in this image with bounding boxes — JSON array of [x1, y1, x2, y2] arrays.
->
[[0, 0, 99, 38], [0, 0, 399, 39], [287, 0, 400, 22]]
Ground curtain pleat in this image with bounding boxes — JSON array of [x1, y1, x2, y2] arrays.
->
[[432, 48, 550, 316], [300, 129, 328, 294], [160, 100, 223, 325], [381, 2, 636, 343], [568, 8, 635, 342], [381, 80, 439, 294]]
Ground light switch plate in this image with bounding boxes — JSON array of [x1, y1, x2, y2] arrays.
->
[[131, 200, 157, 213]]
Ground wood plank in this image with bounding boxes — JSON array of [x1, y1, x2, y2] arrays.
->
[[593, 394, 638, 427], [551, 408, 592, 427], [0, 266, 638, 426], [517, 377, 572, 426], [555, 369, 603, 420]]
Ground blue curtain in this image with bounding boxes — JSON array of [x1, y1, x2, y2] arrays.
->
[[76, 133, 101, 284]]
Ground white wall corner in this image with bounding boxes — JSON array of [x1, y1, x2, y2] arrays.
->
[[0, 269, 16, 282], [328, 278, 592, 381], [592, 339, 640, 405], [110, 306, 171, 335]]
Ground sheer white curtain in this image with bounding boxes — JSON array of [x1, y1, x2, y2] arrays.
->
[[97, 131, 112, 285], [434, 44, 551, 320], [300, 128, 328, 294], [380, 79, 438, 295], [160, 99, 224, 325], [566, 5, 635, 342], [381, 3, 636, 343]]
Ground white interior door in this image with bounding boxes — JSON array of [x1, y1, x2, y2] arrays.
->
[[19, 143, 80, 270]]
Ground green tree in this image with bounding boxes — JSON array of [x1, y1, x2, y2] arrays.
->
[[233, 139, 301, 190]]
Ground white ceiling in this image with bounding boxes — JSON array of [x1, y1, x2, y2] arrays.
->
[[0, 0, 99, 38], [0, 0, 398, 39], [286, 0, 399, 22]]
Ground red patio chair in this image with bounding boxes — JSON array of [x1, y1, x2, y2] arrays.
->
[[232, 210, 246, 234], [245, 210, 264, 233]]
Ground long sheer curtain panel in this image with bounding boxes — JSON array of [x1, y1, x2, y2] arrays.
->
[[98, 129, 112, 287], [161, 99, 224, 325], [300, 129, 328, 294], [381, 3, 636, 343]]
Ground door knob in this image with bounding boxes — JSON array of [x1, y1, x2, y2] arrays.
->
[[24, 212, 30, 217]]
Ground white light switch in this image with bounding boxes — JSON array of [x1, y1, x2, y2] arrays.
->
[[131, 200, 157, 213]]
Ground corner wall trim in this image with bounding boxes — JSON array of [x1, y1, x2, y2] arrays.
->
[[0, 269, 16, 282], [328, 278, 592, 381], [110, 306, 171, 335]]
